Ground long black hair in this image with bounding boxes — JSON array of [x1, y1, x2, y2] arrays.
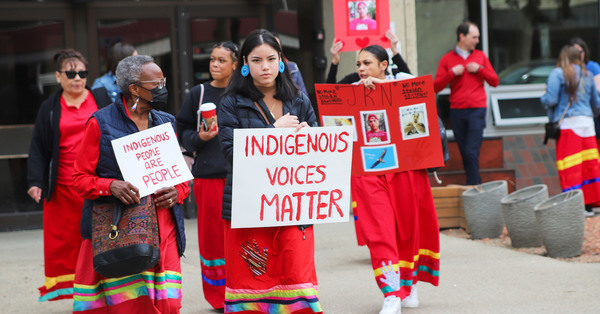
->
[[224, 29, 298, 101]]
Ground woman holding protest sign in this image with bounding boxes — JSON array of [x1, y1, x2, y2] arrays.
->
[[27, 49, 112, 302], [218, 29, 322, 313], [175, 41, 239, 309], [72, 55, 189, 313], [349, 44, 440, 314]]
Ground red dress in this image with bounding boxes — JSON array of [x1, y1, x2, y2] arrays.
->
[[71, 104, 189, 313], [39, 92, 97, 301], [351, 170, 440, 300]]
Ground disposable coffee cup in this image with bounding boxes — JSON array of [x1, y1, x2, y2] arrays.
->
[[200, 102, 217, 131]]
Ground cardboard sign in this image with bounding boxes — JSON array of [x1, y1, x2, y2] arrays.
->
[[231, 126, 353, 229], [315, 75, 444, 175], [111, 123, 193, 197], [333, 0, 391, 51]]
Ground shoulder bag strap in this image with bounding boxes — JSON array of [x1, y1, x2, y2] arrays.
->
[[196, 83, 205, 132]]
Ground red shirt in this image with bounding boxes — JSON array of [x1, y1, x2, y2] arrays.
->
[[72, 101, 189, 203], [57, 92, 98, 185], [433, 49, 499, 109]]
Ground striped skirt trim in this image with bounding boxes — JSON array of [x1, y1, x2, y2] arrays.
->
[[73, 271, 182, 311], [38, 275, 75, 301], [225, 283, 322, 313]]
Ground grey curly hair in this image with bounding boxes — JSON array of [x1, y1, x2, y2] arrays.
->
[[116, 55, 155, 97]]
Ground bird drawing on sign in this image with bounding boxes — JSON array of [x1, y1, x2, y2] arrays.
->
[[370, 148, 387, 168]]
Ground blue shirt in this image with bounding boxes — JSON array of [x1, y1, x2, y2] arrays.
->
[[586, 61, 600, 77], [541, 65, 600, 122], [92, 72, 120, 102]]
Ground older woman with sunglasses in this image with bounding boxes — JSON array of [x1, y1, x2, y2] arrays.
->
[[27, 49, 112, 302]]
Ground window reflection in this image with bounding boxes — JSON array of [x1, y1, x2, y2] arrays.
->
[[0, 21, 64, 125], [489, 0, 598, 82]]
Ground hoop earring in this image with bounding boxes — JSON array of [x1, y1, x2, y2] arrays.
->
[[241, 64, 250, 77], [279, 61, 285, 73], [132, 97, 139, 111]]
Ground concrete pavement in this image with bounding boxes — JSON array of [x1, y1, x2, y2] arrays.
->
[[2, 218, 599, 313]]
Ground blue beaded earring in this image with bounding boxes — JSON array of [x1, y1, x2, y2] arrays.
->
[[279, 61, 285, 73], [241, 64, 250, 77]]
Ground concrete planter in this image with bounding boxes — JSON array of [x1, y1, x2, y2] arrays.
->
[[500, 184, 547, 248], [534, 190, 585, 258], [462, 180, 507, 240]]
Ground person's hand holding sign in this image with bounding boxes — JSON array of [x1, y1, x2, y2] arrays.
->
[[109, 180, 140, 205], [273, 113, 310, 132], [358, 76, 386, 90], [153, 186, 179, 208]]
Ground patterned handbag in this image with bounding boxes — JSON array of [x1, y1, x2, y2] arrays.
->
[[92, 195, 160, 278]]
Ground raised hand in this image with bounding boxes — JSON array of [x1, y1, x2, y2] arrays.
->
[[330, 39, 344, 65], [379, 260, 400, 291]]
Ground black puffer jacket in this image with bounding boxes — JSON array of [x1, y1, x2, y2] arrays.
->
[[217, 92, 318, 220]]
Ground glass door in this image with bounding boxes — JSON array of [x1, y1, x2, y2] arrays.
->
[[0, 6, 74, 217]]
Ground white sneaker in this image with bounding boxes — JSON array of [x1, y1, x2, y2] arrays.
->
[[585, 210, 595, 218], [401, 285, 419, 308], [379, 296, 401, 314]]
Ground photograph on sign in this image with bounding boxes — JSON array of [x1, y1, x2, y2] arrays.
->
[[347, 1, 377, 32], [111, 123, 193, 197], [321, 115, 357, 141], [231, 126, 353, 229], [400, 103, 429, 140], [361, 144, 398, 172], [360, 110, 390, 145], [332, 0, 390, 51]]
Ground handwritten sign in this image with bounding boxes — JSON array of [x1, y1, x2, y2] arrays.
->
[[333, 0, 390, 51], [315, 75, 444, 175], [111, 123, 193, 197], [231, 126, 353, 229]]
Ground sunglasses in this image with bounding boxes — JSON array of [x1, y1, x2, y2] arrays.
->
[[59, 70, 88, 79], [137, 78, 167, 89]]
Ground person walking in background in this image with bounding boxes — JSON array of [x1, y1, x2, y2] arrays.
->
[[433, 21, 498, 185], [72, 55, 189, 312], [27, 49, 112, 302], [175, 41, 239, 310], [349, 44, 440, 314], [218, 29, 322, 313], [541, 44, 600, 218], [570, 37, 600, 170], [92, 42, 137, 102]]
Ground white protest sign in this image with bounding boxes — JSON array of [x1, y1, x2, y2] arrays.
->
[[111, 122, 193, 197], [231, 126, 353, 228]]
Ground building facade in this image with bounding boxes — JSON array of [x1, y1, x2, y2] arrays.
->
[[1, 0, 599, 230]]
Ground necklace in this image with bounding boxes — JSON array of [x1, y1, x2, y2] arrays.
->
[[269, 99, 277, 118]]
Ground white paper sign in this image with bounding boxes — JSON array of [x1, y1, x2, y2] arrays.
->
[[231, 126, 353, 228], [111, 123, 193, 197]]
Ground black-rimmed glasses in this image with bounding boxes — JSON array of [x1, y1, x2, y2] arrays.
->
[[137, 78, 167, 89], [59, 70, 88, 79]]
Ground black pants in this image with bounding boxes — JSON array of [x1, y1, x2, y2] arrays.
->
[[450, 108, 486, 185]]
